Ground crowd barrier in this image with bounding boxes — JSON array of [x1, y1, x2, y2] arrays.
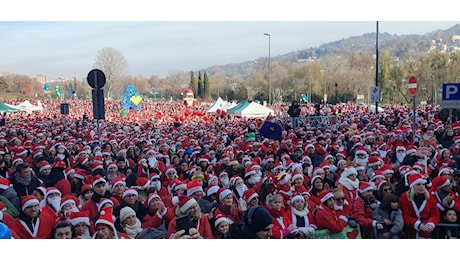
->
[[305, 225, 362, 239], [432, 223, 460, 239]]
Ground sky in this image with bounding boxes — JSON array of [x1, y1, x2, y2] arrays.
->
[[1, 1, 460, 81]]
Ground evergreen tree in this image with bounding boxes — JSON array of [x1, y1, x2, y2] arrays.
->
[[197, 71, 203, 98], [203, 71, 210, 100], [189, 71, 197, 94]]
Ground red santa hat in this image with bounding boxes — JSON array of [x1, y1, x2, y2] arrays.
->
[[218, 170, 229, 179], [355, 164, 365, 172], [374, 179, 388, 191], [290, 191, 305, 204], [122, 188, 139, 200], [75, 156, 89, 166], [214, 214, 230, 228], [230, 176, 243, 187], [94, 206, 117, 235], [381, 164, 394, 175], [53, 159, 66, 169], [64, 167, 75, 177], [111, 177, 125, 193], [107, 162, 118, 171], [242, 189, 259, 204], [90, 162, 104, 172], [97, 198, 114, 213], [165, 165, 177, 176], [12, 156, 24, 165], [359, 182, 373, 193], [408, 174, 427, 188], [146, 193, 161, 207], [60, 195, 79, 209], [310, 174, 323, 186], [355, 146, 367, 155], [318, 190, 334, 204], [37, 160, 51, 173], [217, 188, 232, 201], [92, 175, 106, 187], [67, 210, 90, 227], [367, 156, 380, 167], [312, 167, 323, 176], [206, 184, 219, 197], [291, 172, 304, 183], [244, 168, 257, 178], [186, 180, 203, 196], [0, 178, 10, 190], [396, 144, 406, 152], [372, 170, 385, 181], [228, 158, 239, 166], [174, 180, 187, 191], [430, 176, 451, 193], [320, 160, 330, 170], [438, 167, 453, 176], [199, 155, 209, 163], [174, 195, 197, 214], [406, 145, 418, 156], [136, 177, 150, 191], [45, 187, 62, 200], [273, 161, 284, 171], [207, 175, 219, 186], [21, 195, 40, 211]]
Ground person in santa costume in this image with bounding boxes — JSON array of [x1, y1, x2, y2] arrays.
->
[[399, 174, 440, 238], [265, 193, 298, 239], [213, 213, 230, 239], [143, 193, 175, 230], [214, 188, 241, 225], [43, 160, 71, 197], [8, 195, 55, 239], [67, 210, 92, 239], [314, 190, 348, 233], [429, 176, 460, 215], [332, 187, 351, 220], [286, 191, 316, 237], [81, 175, 118, 220], [337, 166, 360, 203], [41, 187, 63, 221], [167, 195, 213, 239], [349, 181, 383, 238], [92, 206, 129, 239]]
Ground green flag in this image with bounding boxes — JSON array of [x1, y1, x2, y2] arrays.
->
[[121, 110, 126, 117]]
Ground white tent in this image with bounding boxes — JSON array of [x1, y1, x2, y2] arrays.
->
[[223, 101, 237, 111], [206, 97, 227, 113], [5, 100, 43, 114], [234, 102, 274, 118]]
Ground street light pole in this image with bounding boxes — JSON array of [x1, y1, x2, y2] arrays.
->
[[264, 33, 271, 105]]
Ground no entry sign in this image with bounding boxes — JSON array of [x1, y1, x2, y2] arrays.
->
[[408, 76, 417, 96]]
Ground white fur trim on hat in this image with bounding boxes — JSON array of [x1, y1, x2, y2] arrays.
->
[[60, 199, 76, 208], [22, 198, 39, 211], [175, 183, 187, 191], [97, 199, 114, 212], [219, 189, 232, 201], [92, 177, 107, 187], [111, 180, 126, 193], [278, 173, 291, 185], [147, 193, 161, 206], [410, 178, 427, 188], [320, 193, 334, 203], [291, 194, 305, 203], [214, 216, 229, 228], [180, 198, 197, 214], [245, 193, 259, 204], [406, 148, 417, 155], [107, 164, 118, 170], [122, 189, 139, 199], [69, 217, 90, 227], [207, 186, 219, 197], [39, 164, 51, 173], [187, 186, 203, 196], [359, 186, 374, 193], [342, 167, 358, 178]]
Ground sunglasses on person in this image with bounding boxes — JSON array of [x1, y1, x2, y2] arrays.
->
[[334, 197, 346, 202], [383, 188, 393, 192]]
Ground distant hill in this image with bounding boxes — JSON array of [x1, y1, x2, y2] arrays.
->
[[203, 24, 460, 79]]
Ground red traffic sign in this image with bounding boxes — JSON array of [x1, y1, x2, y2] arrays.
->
[[408, 76, 417, 96]]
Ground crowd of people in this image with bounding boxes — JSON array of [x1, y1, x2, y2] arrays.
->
[[0, 97, 460, 239]]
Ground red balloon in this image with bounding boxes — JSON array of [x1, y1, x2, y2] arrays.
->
[[186, 108, 192, 114], [216, 109, 221, 114], [221, 110, 227, 116], [203, 116, 208, 121]]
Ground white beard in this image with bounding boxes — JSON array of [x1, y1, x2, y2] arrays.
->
[[355, 158, 368, 168], [76, 228, 92, 239], [339, 176, 359, 190], [396, 153, 405, 163], [48, 197, 61, 213], [329, 165, 337, 174], [236, 185, 248, 197], [56, 153, 65, 160], [124, 218, 143, 239], [221, 178, 230, 188], [152, 181, 161, 191]]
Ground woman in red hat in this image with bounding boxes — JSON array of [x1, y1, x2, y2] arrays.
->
[[349, 181, 383, 238], [399, 174, 440, 238], [286, 191, 316, 238], [265, 193, 297, 239], [314, 190, 348, 233]]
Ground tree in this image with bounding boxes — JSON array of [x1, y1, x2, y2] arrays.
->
[[0, 76, 8, 93], [93, 47, 128, 99], [203, 71, 210, 100], [197, 71, 203, 99], [189, 71, 197, 94]]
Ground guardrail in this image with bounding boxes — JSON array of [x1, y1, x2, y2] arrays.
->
[[432, 223, 460, 239]]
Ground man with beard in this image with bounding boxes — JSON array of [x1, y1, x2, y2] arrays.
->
[[8, 195, 55, 239], [354, 146, 369, 170], [230, 176, 248, 201], [41, 187, 63, 221], [219, 171, 231, 189], [9, 163, 41, 197], [43, 160, 71, 197], [81, 175, 116, 220], [149, 174, 169, 198], [390, 144, 407, 167]]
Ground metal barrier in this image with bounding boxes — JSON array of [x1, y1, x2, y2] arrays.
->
[[432, 223, 460, 239], [302, 115, 337, 127]]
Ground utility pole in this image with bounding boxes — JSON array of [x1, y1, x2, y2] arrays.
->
[[375, 21, 379, 114]]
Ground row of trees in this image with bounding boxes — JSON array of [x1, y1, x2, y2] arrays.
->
[[2, 47, 460, 105]]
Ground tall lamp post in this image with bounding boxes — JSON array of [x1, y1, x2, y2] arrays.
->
[[264, 33, 271, 105]]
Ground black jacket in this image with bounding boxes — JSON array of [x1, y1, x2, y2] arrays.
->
[[9, 173, 41, 197], [225, 223, 260, 239], [114, 200, 149, 222]]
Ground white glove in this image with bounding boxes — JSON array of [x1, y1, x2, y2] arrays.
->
[[299, 227, 315, 236]]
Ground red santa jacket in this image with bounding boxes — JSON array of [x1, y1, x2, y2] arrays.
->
[[8, 212, 55, 239], [349, 197, 377, 230], [341, 186, 359, 203], [0, 211, 14, 226], [214, 205, 241, 225], [167, 213, 213, 239], [431, 191, 460, 213], [81, 198, 121, 221], [334, 199, 352, 217], [41, 205, 61, 222], [399, 191, 440, 239], [315, 204, 348, 233], [143, 207, 175, 229], [267, 208, 292, 239]]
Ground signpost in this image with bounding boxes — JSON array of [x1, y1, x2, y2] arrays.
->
[[408, 76, 417, 140], [370, 87, 380, 104], [441, 83, 460, 124], [87, 69, 106, 142]]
